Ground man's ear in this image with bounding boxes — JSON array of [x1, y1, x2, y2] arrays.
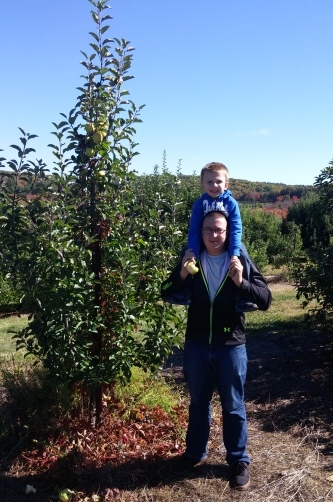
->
[[225, 179, 229, 189]]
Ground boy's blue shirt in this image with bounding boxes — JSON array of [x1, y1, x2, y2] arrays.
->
[[188, 189, 242, 258]]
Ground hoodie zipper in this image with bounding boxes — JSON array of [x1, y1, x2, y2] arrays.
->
[[200, 261, 229, 344]]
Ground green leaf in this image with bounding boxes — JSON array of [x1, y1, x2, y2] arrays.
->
[[89, 31, 99, 42], [24, 148, 36, 155], [91, 12, 99, 23], [90, 43, 100, 53], [10, 145, 23, 154]]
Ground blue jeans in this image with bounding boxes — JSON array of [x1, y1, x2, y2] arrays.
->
[[183, 340, 250, 466]]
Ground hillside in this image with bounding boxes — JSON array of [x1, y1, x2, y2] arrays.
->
[[0, 170, 314, 204], [228, 178, 314, 202], [159, 173, 314, 204]]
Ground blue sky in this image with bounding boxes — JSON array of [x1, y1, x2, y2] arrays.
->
[[1, 0, 332, 185]]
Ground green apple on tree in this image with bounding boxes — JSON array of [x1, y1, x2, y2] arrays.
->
[[84, 123, 95, 134], [86, 147, 95, 158], [96, 119, 109, 138], [92, 131, 104, 143]]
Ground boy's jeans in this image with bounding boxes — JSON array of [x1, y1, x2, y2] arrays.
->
[[183, 340, 250, 466]]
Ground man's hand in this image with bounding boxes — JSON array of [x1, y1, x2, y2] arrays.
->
[[229, 256, 243, 287], [181, 250, 197, 280]]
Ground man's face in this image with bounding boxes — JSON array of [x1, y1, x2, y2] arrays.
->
[[201, 170, 228, 198], [201, 213, 228, 256]]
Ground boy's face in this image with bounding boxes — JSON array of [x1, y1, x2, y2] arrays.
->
[[201, 170, 228, 198]]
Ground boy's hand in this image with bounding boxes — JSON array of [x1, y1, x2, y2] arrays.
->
[[229, 256, 243, 287]]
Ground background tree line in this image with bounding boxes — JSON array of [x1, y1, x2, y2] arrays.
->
[[0, 168, 314, 203], [1, 157, 333, 313]]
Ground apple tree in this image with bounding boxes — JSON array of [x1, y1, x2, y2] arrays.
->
[[0, 0, 185, 424], [292, 159, 333, 325], [0, 132, 49, 307], [240, 205, 302, 270]]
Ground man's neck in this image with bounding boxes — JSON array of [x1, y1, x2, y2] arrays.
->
[[206, 248, 227, 257]]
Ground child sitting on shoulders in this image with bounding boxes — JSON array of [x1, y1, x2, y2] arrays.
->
[[187, 161, 257, 312]]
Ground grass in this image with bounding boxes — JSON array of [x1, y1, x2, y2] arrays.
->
[[246, 282, 308, 334], [0, 314, 29, 363], [114, 366, 179, 416]]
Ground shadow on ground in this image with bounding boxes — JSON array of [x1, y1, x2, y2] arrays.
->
[[164, 318, 333, 457], [0, 454, 230, 501], [246, 321, 333, 456]]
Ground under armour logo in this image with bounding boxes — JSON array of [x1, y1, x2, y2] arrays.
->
[[224, 327, 231, 333]]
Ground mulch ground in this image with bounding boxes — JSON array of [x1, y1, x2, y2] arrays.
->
[[1, 282, 333, 501]]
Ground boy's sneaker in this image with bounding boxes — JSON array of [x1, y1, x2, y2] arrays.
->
[[172, 454, 200, 474], [235, 300, 258, 313], [229, 462, 250, 490]]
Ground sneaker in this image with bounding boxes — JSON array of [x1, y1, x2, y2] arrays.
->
[[229, 461, 250, 490], [172, 454, 200, 474]]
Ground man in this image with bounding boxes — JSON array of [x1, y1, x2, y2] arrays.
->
[[161, 211, 271, 490]]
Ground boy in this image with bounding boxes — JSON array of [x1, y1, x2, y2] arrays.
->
[[186, 162, 257, 312]]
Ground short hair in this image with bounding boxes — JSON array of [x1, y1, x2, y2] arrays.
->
[[202, 210, 228, 224], [200, 162, 229, 182]]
